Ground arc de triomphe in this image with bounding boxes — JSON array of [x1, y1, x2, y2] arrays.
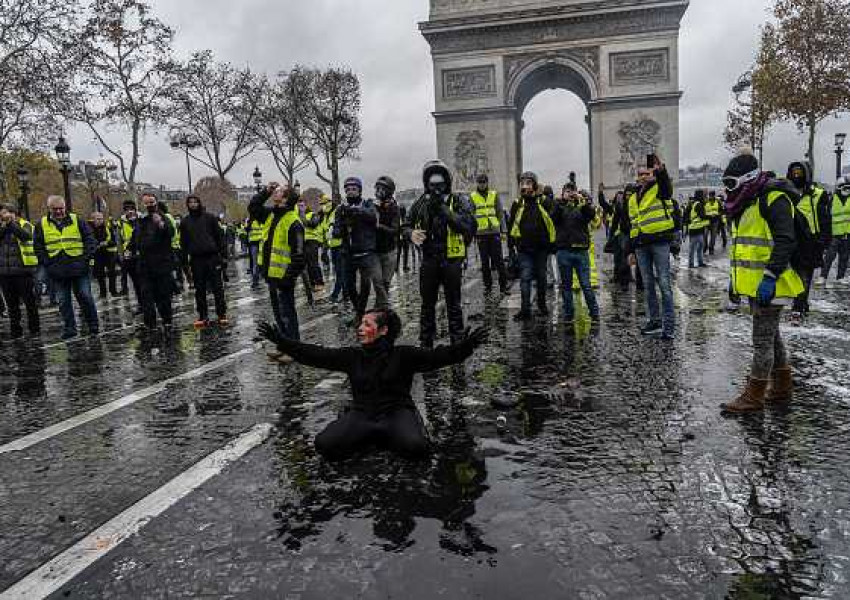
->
[[420, 0, 689, 196]]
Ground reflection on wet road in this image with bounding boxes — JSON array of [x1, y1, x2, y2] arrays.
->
[[1, 250, 849, 599]]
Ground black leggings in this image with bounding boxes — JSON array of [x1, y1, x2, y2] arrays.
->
[[315, 407, 429, 461]]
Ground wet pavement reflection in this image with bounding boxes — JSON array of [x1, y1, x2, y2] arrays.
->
[[1, 251, 849, 599]]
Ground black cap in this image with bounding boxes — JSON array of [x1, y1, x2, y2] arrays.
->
[[723, 151, 759, 178]]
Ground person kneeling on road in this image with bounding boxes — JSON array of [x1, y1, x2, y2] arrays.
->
[[258, 309, 487, 461]]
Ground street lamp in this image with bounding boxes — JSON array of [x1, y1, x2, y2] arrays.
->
[[836, 133, 847, 181], [16, 167, 30, 220], [252, 166, 262, 192], [55, 135, 73, 212], [169, 127, 201, 192]]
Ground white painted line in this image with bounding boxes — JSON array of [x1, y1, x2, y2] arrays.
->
[[0, 423, 274, 600], [2, 311, 333, 455], [0, 345, 259, 455]]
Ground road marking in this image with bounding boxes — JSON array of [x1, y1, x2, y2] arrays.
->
[[0, 423, 274, 600], [1, 310, 334, 455]]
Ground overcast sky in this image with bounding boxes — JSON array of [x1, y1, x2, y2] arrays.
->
[[69, 0, 850, 193]]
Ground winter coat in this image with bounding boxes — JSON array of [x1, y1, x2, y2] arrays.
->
[[404, 192, 477, 261], [130, 213, 175, 275], [248, 191, 305, 282], [0, 220, 35, 276], [508, 195, 555, 253], [731, 180, 798, 278], [33, 215, 98, 280], [376, 199, 400, 254], [180, 205, 225, 259], [552, 199, 596, 250], [335, 197, 379, 255]]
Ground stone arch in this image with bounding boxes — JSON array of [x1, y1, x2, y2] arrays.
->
[[505, 53, 599, 112]]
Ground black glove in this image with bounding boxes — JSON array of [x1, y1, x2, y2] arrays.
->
[[257, 321, 285, 347], [463, 326, 489, 348]]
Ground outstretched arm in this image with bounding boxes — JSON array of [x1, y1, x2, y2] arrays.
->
[[258, 322, 353, 372], [402, 327, 488, 372]]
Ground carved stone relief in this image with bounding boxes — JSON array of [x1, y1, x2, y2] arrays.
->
[[618, 116, 661, 183], [610, 49, 669, 86], [442, 66, 497, 99], [454, 130, 490, 190]]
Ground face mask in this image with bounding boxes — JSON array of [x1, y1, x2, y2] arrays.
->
[[375, 186, 389, 201], [428, 174, 447, 196], [146, 205, 157, 214]]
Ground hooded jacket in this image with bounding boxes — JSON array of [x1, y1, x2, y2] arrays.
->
[[551, 197, 595, 249], [179, 197, 225, 259], [404, 162, 476, 260], [130, 210, 175, 275], [787, 161, 832, 243]]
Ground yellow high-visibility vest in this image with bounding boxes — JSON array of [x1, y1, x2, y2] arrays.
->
[[831, 194, 850, 236], [41, 214, 84, 258], [470, 190, 501, 233], [628, 184, 675, 239], [259, 209, 302, 279], [510, 196, 555, 244], [16, 218, 38, 266]]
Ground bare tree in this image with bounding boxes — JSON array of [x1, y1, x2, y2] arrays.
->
[[167, 50, 262, 182], [756, 0, 850, 173], [59, 0, 177, 198], [292, 66, 362, 199], [251, 74, 313, 185], [723, 68, 776, 165]]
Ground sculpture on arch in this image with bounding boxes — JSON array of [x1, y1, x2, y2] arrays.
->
[[617, 117, 661, 184], [454, 130, 490, 191]]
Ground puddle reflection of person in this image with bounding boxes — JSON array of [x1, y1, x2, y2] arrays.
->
[[258, 308, 487, 461]]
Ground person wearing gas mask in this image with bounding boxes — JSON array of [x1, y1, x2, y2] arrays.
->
[[822, 175, 850, 285], [405, 160, 477, 348], [336, 176, 386, 321], [507, 171, 555, 321], [720, 149, 804, 413], [786, 161, 829, 320], [626, 155, 677, 339], [375, 176, 400, 296]]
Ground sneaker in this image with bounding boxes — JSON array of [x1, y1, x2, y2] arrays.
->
[[217, 316, 229, 327], [640, 321, 663, 336], [658, 331, 675, 341], [787, 311, 803, 326], [194, 319, 209, 329], [815, 277, 827, 287], [276, 354, 294, 364], [61, 330, 77, 340]]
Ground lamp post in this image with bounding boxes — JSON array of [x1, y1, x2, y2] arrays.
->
[[836, 133, 847, 181], [169, 127, 201, 193], [16, 167, 30, 220], [55, 135, 72, 211], [252, 166, 262, 192]]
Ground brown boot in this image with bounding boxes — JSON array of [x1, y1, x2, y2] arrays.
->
[[765, 366, 793, 404], [721, 377, 769, 413]]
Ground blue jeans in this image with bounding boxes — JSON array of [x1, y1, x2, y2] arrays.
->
[[556, 249, 599, 319], [248, 243, 260, 287], [53, 274, 99, 337], [269, 279, 299, 341], [688, 233, 705, 267], [518, 249, 549, 312], [635, 242, 675, 334], [329, 247, 348, 301]]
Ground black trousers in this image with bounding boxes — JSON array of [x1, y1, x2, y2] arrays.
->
[[0, 274, 39, 334], [190, 255, 226, 320], [346, 253, 386, 316], [304, 240, 324, 286], [93, 252, 118, 297], [315, 407, 429, 461], [477, 234, 507, 291], [139, 269, 173, 328], [120, 258, 140, 303], [419, 257, 464, 345]]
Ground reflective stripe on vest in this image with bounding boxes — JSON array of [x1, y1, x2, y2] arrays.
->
[[797, 188, 824, 235], [41, 214, 84, 258], [509, 196, 555, 244], [413, 196, 467, 258], [689, 203, 708, 231], [248, 219, 265, 243], [259, 209, 301, 279], [832, 194, 850, 236], [17, 218, 38, 266], [470, 190, 500, 233], [628, 184, 674, 239], [730, 191, 804, 299]]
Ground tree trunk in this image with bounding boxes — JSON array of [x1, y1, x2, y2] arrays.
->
[[330, 153, 340, 201], [807, 115, 817, 175]]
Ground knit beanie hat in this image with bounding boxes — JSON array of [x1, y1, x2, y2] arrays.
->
[[723, 149, 759, 179]]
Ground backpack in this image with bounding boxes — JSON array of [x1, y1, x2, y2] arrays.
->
[[758, 189, 821, 272]]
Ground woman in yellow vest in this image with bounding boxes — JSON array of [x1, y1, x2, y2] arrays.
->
[[0, 204, 40, 338], [719, 150, 804, 413]]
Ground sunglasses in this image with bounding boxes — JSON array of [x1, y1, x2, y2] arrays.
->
[[722, 169, 760, 192]]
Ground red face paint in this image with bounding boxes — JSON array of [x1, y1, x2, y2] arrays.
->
[[357, 314, 385, 345]]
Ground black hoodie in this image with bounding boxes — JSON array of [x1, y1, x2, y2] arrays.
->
[[786, 161, 832, 243], [179, 198, 225, 259]]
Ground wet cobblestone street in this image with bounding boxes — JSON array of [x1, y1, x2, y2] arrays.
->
[[1, 245, 849, 599]]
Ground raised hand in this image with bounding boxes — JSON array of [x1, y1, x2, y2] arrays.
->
[[465, 326, 489, 348], [257, 321, 284, 346]]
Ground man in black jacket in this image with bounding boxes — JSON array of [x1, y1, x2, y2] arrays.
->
[[131, 193, 175, 331], [0, 204, 40, 338], [180, 195, 228, 327], [405, 160, 477, 347], [34, 195, 100, 339], [552, 186, 599, 322], [337, 176, 386, 319], [375, 176, 400, 295]]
